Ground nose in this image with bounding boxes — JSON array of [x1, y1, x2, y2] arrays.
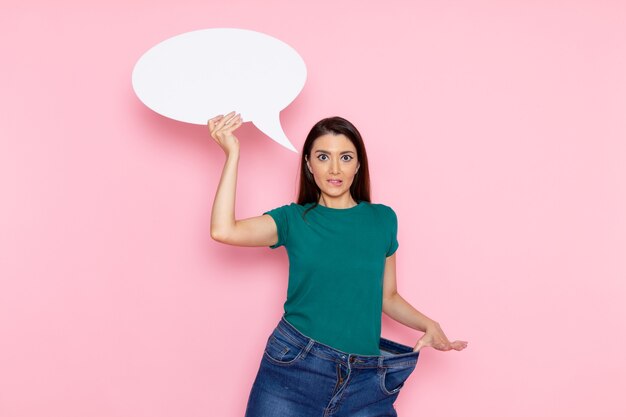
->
[[330, 157, 340, 174]]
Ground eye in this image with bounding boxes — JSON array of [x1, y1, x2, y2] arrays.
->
[[341, 155, 353, 162], [317, 154, 329, 161]]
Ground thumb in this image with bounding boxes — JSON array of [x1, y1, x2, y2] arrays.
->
[[413, 335, 429, 352]]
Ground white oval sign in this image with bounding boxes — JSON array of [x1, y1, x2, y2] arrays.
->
[[132, 28, 307, 152]]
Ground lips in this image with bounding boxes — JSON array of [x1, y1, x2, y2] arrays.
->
[[327, 179, 342, 186]]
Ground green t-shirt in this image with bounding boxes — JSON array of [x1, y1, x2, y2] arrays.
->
[[263, 201, 399, 355]]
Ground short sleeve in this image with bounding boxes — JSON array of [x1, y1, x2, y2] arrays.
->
[[263, 204, 290, 249], [386, 207, 399, 257]]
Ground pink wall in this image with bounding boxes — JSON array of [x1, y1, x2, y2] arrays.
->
[[1, 1, 625, 416]]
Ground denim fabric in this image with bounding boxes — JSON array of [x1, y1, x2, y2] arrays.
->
[[245, 316, 419, 417]]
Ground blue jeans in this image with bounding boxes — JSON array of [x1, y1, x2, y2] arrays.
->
[[245, 316, 419, 417]]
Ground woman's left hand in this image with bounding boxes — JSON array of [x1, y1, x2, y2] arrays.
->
[[413, 322, 468, 352]]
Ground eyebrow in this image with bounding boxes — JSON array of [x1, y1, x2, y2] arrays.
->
[[314, 150, 355, 155]]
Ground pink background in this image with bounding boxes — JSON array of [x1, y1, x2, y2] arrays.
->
[[1, 1, 625, 416]]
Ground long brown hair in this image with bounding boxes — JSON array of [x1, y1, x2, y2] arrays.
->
[[297, 117, 371, 215]]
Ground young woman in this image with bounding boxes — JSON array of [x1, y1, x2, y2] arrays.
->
[[208, 111, 467, 417]]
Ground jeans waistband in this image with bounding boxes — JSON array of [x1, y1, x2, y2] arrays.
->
[[277, 316, 419, 368]]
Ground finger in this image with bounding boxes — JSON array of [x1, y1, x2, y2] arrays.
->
[[208, 116, 224, 136], [213, 115, 233, 134], [215, 116, 241, 137], [222, 115, 243, 131], [450, 340, 468, 351], [219, 116, 243, 136], [207, 114, 223, 125], [215, 111, 237, 130], [224, 113, 241, 124], [223, 113, 241, 128], [413, 334, 430, 352]]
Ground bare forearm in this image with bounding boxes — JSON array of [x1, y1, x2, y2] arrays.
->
[[210, 150, 240, 238], [382, 292, 437, 332]]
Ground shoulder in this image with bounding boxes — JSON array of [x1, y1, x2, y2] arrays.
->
[[365, 202, 397, 218], [364, 203, 398, 232], [263, 202, 306, 216]]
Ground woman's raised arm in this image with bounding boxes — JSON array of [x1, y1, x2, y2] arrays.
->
[[208, 112, 279, 247]]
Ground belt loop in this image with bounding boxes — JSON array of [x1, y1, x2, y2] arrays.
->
[[301, 339, 315, 359], [378, 356, 384, 369]]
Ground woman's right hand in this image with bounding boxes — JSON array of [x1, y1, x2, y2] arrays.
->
[[208, 111, 243, 156]]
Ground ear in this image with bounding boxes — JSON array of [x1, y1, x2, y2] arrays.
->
[[305, 156, 312, 172], [356, 163, 360, 172]]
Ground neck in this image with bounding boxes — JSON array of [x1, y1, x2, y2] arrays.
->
[[318, 194, 358, 209]]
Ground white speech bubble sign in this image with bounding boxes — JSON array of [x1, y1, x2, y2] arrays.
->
[[132, 28, 307, 152]]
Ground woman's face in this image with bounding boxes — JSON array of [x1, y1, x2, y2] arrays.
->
[[306, 133, 360, 201]]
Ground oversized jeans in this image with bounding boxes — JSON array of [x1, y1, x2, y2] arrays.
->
[[245, 316, 419, 417]]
